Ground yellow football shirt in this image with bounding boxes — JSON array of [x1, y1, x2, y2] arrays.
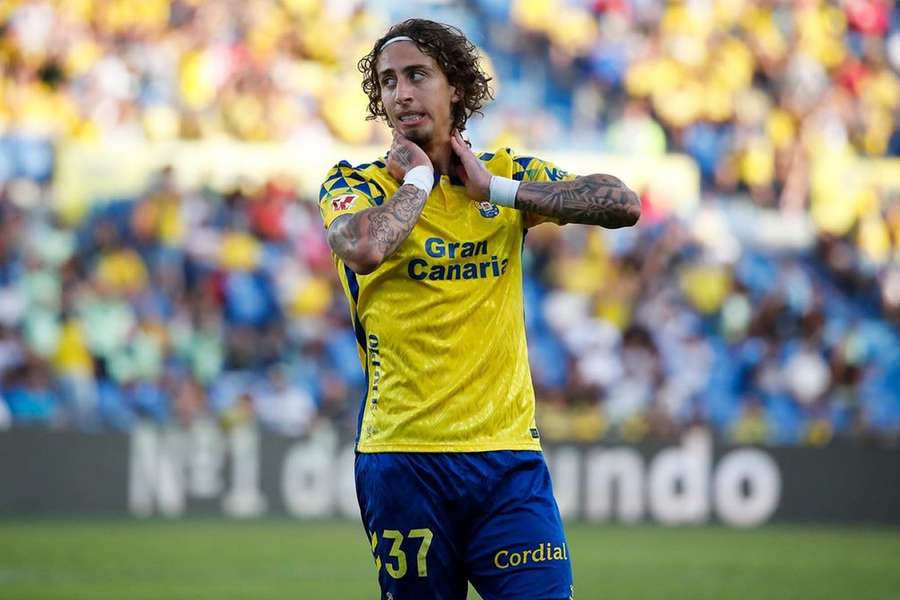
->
[[319, 148, 575, 453]]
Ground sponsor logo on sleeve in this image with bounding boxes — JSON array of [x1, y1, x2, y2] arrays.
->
[[332, 194, 358, 211]]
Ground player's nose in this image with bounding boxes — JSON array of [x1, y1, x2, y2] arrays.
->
[[394, 77, 414, 104]]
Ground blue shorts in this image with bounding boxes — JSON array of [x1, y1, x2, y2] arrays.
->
[[355, 451, 573, 600]]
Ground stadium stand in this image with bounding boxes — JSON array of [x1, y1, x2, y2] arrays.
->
[[0, 0, 898, 445]]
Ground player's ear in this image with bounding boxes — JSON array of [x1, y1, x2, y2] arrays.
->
[[450, 86, 462, 104]]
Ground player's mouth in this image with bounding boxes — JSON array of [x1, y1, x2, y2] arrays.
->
[[397, 112, 428, 127]]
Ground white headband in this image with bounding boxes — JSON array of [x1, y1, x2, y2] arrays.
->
[[381, 35, 415, 50]]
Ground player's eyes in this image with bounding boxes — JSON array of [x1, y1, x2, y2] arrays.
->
[[380, 71, 424, 88]]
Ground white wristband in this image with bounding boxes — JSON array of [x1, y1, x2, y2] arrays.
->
[[489, 176, 520, 208], [403, 165, 434, 195]]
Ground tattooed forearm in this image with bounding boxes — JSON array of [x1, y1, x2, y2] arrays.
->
[[516, 174, 641, 228], [326, 183, 428, 274]]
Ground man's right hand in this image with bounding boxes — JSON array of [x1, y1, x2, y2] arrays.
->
[[387, 130, 432, 181]]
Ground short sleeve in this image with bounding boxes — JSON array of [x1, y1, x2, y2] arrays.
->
[[318, 163, 381, 229], [511, 155, 577, 228]]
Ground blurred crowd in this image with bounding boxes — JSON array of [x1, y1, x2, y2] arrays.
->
[[0, 168, 361, 436], [527, 206, 900, 446], [0, 168, 897, 445], [2, 1, 898, 153], [0, 0, 384, 145], [477, 0, 899, 191], [0, 0, 898, 445]]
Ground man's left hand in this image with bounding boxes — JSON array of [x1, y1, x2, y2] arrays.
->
[[450, 130, 491, 202]]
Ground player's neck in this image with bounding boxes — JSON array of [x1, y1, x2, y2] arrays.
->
[[424, 140, 453, 176]]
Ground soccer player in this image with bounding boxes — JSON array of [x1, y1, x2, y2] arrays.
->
[[318, 19, 640, 600]]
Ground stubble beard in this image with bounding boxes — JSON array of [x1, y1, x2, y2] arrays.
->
[[403, 127, 430, 148]]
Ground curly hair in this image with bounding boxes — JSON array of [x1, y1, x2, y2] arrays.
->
[[358, 19, 494, 133]]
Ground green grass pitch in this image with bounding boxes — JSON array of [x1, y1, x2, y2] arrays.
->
[[1, 519, 898, 599]]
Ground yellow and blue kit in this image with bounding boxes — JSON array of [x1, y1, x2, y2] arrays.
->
[[320, 148, 575, 599], [319, 148, 575, 453], [354, 450, 573, 599]]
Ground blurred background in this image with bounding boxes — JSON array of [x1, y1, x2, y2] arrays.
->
[[0, 0, 899, 598]]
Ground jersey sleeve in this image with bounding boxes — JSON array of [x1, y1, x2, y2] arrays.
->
[[511, 154, 577, 228], [318, 162, 381, 229]]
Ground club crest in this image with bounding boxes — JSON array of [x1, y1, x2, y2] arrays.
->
[[475, 200, 500, 218]]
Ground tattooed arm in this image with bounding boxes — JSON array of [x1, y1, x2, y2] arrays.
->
[[326, 132, 432, 275], [516, 174, 641, 228], [449, 131, 640, 228], [327, 185, 428, 274]]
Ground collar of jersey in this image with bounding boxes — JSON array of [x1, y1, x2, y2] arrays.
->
[[434, 171, 465, 187]]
